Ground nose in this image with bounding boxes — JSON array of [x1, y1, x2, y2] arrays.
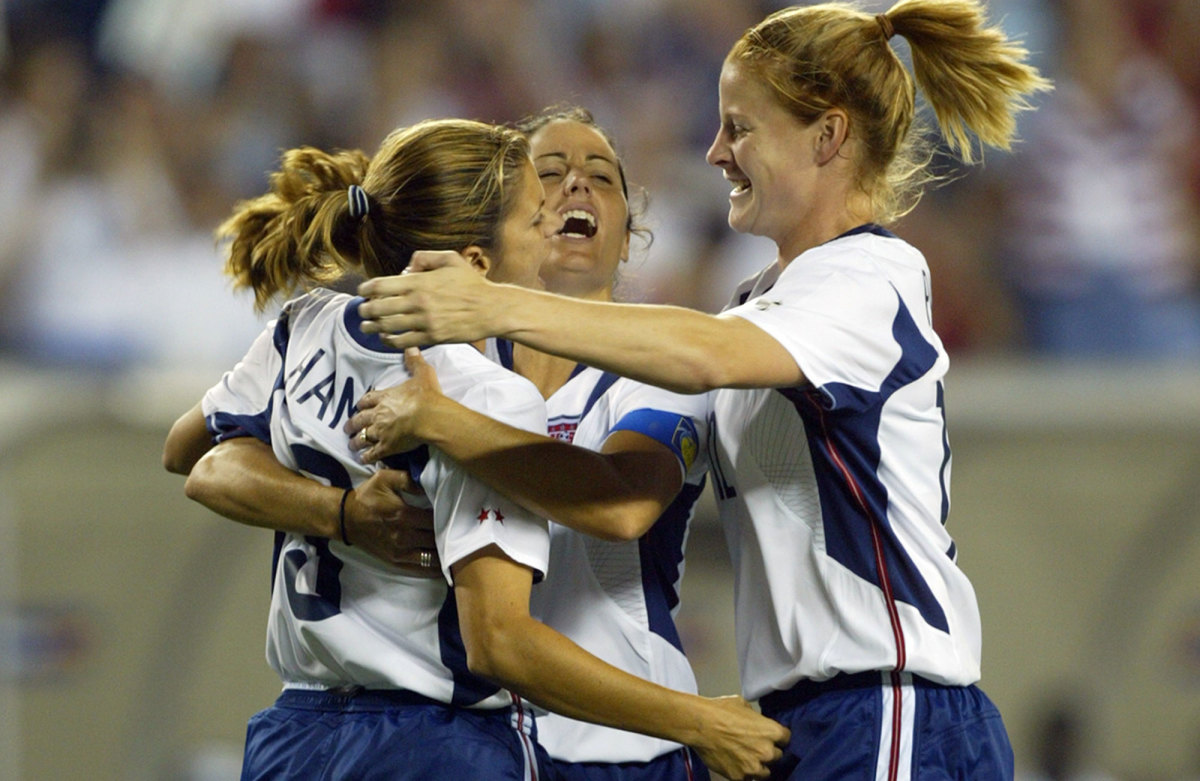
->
[[705, 128, 728, 168], [564, 170, 591, 195]]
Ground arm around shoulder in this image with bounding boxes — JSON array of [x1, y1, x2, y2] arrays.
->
[[502, 290, 805, 393], [184, 437, 341, 539]]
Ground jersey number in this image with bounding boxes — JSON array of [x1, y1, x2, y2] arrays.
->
[[280, 444, 351, 621]]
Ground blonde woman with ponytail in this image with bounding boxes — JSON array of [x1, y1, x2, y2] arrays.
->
[[163, 118, 788, 780], [357, 3, 1050, 778]]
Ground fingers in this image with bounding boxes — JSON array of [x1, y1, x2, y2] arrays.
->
[[404, 347, 442, 392], [357, 274, 414, 299], [375, 468, 419, 496], [355, 390, 381, 411], [356, 251, 463, 299], [356, 293, 410, 321], [414, 547, 440, 571], [358, 312, 426, 339], [355, 286, 425, 338], [344, 415, 371, 452], [407, 527, 436, 547], [395, 547, 441, 577], [409, 249, 469, 272], [403, 346, 425, 374], [383, 332, 429, 350]]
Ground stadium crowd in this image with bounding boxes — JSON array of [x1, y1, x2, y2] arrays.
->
[[1, 0, 1197, 372]]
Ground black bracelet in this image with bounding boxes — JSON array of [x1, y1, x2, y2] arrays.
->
[[338, 487, 353, 546]]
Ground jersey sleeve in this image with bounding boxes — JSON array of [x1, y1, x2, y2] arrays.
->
[[200, 315, 286, 444], [724, 259, 904, 411], [605, 383, 709, 479], [423, 361, 551, 585]]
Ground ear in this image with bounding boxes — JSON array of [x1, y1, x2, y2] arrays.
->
[[462, 246, 492, 276], [814, 108, 850, 166]]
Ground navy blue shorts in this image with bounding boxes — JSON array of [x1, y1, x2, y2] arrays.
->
[[241, 687, 553, 780], [550, 747, 709, 781], [758, 671, 1013, 780]]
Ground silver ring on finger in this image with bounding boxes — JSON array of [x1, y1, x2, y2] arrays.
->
[[359, 428, 370, 445]]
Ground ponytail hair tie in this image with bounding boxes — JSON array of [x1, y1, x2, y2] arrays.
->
[[875, 12, 895, 41], [347, 184, 370, 221]]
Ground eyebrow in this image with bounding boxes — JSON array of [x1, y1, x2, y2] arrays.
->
[[534, 152, 618, 168]]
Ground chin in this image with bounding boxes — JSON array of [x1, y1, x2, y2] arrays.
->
[[727, 207, 754, 236]]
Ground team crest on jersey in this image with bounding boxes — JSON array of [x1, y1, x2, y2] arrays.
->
[[672, 417, 699, 470], [547, 416, 581, 443]]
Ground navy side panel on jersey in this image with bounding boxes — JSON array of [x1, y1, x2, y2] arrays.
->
[[638, 478, 705, 653], [778, 292, 949, 633]]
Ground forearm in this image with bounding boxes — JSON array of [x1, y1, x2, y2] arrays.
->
[[489, 285, 737, 393], [185, 439, 340, 538], [420, 397, 668, 541], [163, 402, 214, 474], [361, 260, 801, 390], [475, 609, 712, 746]]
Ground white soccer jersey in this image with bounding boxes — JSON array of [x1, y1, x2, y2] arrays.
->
[[486, 340, 709, 763], [202, 289, 550, 709], [711, 225, 983, 701]]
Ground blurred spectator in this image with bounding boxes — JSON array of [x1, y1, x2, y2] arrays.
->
[[996, 0, 1200, 360], [1135, 0, 1200, 204], [0, 60, 267, 370]]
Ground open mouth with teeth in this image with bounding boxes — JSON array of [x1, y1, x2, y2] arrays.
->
[[559, 209, 597, 238], [730, 178, 751, 195]]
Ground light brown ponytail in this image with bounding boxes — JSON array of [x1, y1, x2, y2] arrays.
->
[[217, 119, 531, 312], [218, 148, 370, 312]]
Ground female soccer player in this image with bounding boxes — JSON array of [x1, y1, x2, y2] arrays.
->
[[345, 106, 721, 781], [167, 118, 786, 780], [353, 3, 1052, 778]]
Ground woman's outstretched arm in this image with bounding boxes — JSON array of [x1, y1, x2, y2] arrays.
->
[[358, 251, 803, 393]]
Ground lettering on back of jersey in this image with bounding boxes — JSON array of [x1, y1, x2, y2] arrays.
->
[[288, 346, 359, 430]]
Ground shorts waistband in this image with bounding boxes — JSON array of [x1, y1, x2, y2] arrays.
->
[[759, 671, 948, 716], [276, 686, 445, 712]]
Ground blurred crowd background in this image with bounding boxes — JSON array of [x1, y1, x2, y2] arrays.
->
[[1, 0, 1199, 372], [1, 1, 1199, 780]]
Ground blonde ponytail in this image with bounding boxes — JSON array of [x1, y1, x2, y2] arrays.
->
[[885, 0, 1053, 164]]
